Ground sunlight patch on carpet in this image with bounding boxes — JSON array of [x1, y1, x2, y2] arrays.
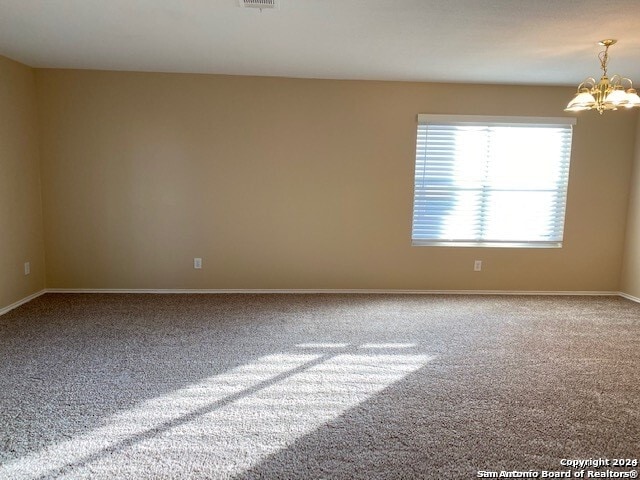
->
[[360, 342, 417, 349], [1, 346, 433, 479], [296, 342, 351, 348]]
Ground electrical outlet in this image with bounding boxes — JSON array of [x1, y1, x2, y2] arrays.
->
[[474, 260, 482, 272], [194, 258, 202, 269], [24, 262, 31, 275]]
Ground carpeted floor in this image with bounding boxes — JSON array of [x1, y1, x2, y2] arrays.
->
[[0, 293, 638, 479]]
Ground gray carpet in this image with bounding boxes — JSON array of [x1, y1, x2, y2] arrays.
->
[[0, 293, 638, 479]]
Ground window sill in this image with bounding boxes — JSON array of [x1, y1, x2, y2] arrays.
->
[[411, 241, 562, 248]]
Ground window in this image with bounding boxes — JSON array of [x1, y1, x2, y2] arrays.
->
[[412, 115, 575, 248]]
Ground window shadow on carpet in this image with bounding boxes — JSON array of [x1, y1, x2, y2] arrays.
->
[[0, 337, 434, 479]]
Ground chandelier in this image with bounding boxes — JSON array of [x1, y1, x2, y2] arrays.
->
[[565, 39, 640, 114]]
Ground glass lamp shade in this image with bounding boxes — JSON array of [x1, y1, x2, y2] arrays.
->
[[624, 88, 640, 108], [603, 87, 628, 106], [565, 89, 597, 111]]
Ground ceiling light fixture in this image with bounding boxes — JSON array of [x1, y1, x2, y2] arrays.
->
[[565, 39, 640, 114]]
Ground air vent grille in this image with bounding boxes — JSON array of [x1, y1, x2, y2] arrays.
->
[[238, 0, 279, 9]]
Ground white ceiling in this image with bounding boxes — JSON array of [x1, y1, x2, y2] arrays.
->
[[1, 0, 640, 86]]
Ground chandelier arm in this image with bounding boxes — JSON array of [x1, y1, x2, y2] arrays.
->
[[578, 78, 597, 90], [620, 77, 634, 89], [610, 74, 622, 86]]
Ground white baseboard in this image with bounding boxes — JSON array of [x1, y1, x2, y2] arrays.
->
[[0, 289, 47, 317], [3, 289, 631, 316], [45, 288, 619, 296], [618, 292, 640, 304]]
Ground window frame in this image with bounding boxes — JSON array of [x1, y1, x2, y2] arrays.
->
[[411, 114, 577, 249]]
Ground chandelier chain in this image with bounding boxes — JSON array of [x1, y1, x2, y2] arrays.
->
[[598, 47, 610, 76]]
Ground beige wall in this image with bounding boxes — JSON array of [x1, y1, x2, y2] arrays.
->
[[34, 69, 638, 291], [0, 56, 45, 309], [621, 117, 640, 298]]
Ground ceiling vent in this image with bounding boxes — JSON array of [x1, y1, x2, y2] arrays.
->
[[238, 0, 279, 9]]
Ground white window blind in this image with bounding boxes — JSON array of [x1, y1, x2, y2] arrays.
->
[[412, 115, 576, 248]]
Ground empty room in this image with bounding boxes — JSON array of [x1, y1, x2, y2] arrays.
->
[[1, 1, 639, 479]]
